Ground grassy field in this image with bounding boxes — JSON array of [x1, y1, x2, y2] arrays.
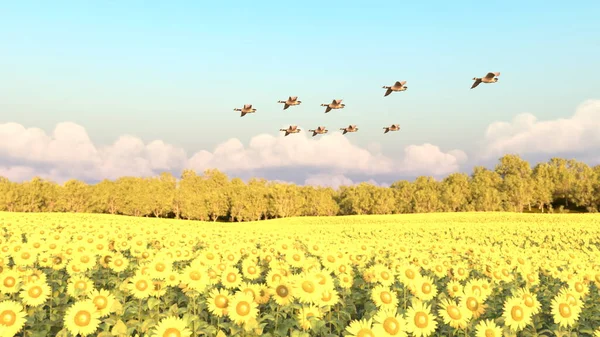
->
[[1, 212, 600, 337]]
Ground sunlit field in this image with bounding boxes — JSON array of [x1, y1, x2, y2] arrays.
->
[[1, 212, 600, 337]]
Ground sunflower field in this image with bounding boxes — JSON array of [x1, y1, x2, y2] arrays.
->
[[1, 212, 600, 337]]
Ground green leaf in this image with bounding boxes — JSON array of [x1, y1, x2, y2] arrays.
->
[[111, 319, 128, 336], [147, 297, 161, 311]]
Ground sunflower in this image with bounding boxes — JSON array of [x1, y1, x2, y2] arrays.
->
[[254, 283, 271, 304], [127, 272, 153, 299], [11, 249, 37, 267], [475, 319, 503, 337], [87, 288, 116, 317], [206, 288, 232, 317], [150, 315, 192, 337], [0, 268, 22, 294], [297, 305, 322, 331], [551, 293, 581, 328], [72, 251, 97, 273], [0, 300, 27, 337], [241, 258, 262, 281], [19, 279, 51, 307], [220, 266, 242, 290], [567, 278, 589, 299], [346, 318, 376, 337], [108, 253, 129, 274], [446, 280, 463, 298], [151, 280, 168, 298], [165, 271, 181, 287], [147, 256, 173, 281], [67, 276, 95, 298], [270, 279, 295, 306], [502, 297, 532, 332], [64, 300, 101, 336], [459, 293, 486, 319], [405, 300, 438, 337], [372, 308, 408, 337], [437, 298, 472, 329], [338, 272, 354, 289], [398, 264, 421, 291], [293, 273, 322, 304], [414, 276, 438, 302], [180, 265, 209, 293], [371, 285, 399, 310], [373, 264, 395, 287], [51, 254, 69, 271], [432, 264, 448, 279], [227, 291, 259, 326]]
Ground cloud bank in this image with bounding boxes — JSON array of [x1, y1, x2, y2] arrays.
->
[[0, 122, 466, 186]]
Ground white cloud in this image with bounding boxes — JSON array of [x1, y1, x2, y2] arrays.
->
[[0, 122, 466, 183], [304, 173, 387, 190], [481, 99, 600, 158]]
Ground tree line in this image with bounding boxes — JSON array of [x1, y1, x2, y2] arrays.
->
[[1, 154, 599, 221]]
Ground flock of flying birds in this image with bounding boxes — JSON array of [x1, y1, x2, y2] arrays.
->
[[233, 72, 501, 137]]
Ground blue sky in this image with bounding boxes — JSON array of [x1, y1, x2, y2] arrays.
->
[[0, 1, 599, 185]]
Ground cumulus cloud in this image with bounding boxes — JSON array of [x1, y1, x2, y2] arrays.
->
[[0, 121, 466, 184], [481, 99, 600, 158], [304, 173, 387, 189]]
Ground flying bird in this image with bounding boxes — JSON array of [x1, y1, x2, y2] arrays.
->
[[383, 124, 401, 133], [340, 125, 358, 135], [277, 96, 302, 110], [233, 104, 256, 117], [308, 126, 328, 137], [321, 99, 345, 113], [280, 125, 301, 136], [382, 81, 408, 97], [471, 72, 500, 89]]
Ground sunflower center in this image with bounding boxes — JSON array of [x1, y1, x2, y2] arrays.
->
[[501, 269, 509, 277], [293, 254, 301, 261], [28, 286, 43, 298], [422, 283, 432, 294], [381, 271, 390, 280], [136, 280, 148, 291], [322, 291, 332, 301], [339, 265, 346, 273], [156, 263, 166, 272], [215, 295, 228, 308], [380, 291, 392, 304], [226, 273, 236, 283], [94, 296, 108, 309], [466, 297, 479, 311], [207, 253, 214, 260], [414, 312, 429, 329], [74, 310, 91, 327], [448, 305, 461, 320], [574, 282, 583, 292], [511, 305, 524, 321], [163, 327, 182, 337], [80, 256, 90, 263], [114, 259, 123, 266], [236, 301, 250, 316], [1, 310, 16, 326], [527, 274, 535, 283], [248, 266, 256, 274], [383, 317, 400, 334], [405, 269, 415, 279], [3, 277, 15, 287], [559, 303, 571, 318], [356, 328, 375, 337], [485, 328, 495, 337], [75, 281, 87, 290], [523, 295, 534, 307], [302, 281, 315, 293], [327, 256, 335, 263], [190, 271, 201, 281], [276, 285, 289, 297]]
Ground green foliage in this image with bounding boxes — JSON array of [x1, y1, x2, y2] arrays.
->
[[0, 155, 599, 221]]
